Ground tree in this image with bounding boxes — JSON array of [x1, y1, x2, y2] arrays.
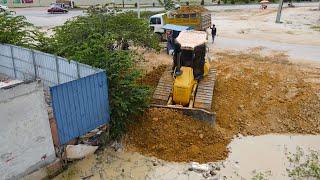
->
[[0, 14, 47, 50], [163, 0, 175, 10], [48, 12, 160, 139], [157, 0, 164, 6], [0, 11, 160, 139]]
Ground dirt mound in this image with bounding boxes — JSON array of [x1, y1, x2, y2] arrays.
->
[[125, 51, 320, 163], [139, 65, 168, 89], [124, 108, 231, 163], [174, 6, 208, 14], [213, 51, 320, 135]]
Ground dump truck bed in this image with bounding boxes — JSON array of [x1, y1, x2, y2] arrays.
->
[[163, 12, 211, 31]]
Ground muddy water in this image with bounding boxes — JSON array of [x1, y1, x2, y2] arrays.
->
[[219, 134, 320, 179], [55, 135, 320, 180], [54, 148, 156, 180]]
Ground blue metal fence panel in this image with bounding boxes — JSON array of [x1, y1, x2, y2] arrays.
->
[[50, 72, 110, 145]]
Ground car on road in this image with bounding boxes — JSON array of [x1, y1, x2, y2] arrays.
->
[[47, 3, 68, 14], [0, 4, 9, 12]]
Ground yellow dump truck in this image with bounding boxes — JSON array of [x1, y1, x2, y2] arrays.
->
[[150, 6, 211, 35]]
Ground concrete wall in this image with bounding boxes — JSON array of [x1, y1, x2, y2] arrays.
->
[[0, 81, 56, 180]]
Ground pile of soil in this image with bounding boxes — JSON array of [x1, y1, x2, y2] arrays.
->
[[213, 51, 320, 136], [174, 6, 208, 14], [125, 108, 231, 163], [138, 65, 168, 89], [125, 50, 320, 163]]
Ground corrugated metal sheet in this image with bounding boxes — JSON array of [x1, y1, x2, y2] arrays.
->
[[58, 58, 78, 84], [0, 43, 102, 87], [79, 63, 99, 78], [34, 51, 58, 86], [12, 46, 35, 81], [0, 44, 16, 78], [50, 72, 110, 144]]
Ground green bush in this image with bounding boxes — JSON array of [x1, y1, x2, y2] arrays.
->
[[0, 14, 47, 49], [127, 10, 165, 20], [49, 12, 159, 139], [163, 0, 175, 10], [0, 11, 160, 140]]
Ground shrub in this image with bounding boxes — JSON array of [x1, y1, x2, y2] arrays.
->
[[0, 11, 160, 140], [49, 12, 160, 139], [0, 14, 47, 50]]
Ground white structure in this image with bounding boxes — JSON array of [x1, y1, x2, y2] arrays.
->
[[0, 81, 55, 179]]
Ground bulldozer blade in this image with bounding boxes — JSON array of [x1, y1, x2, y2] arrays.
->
[[150, 104, 216, 125]]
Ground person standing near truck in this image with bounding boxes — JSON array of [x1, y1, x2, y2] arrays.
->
[[166, 30, 174, 54], [210, 24, 217, 43]]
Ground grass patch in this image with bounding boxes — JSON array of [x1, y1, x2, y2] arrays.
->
[[286, 147, 320, 179]]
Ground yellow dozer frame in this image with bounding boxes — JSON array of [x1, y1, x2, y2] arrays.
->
[[151, 30, 216, 124]]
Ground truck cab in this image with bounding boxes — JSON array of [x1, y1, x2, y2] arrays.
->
[[149, 13, 165, 34]]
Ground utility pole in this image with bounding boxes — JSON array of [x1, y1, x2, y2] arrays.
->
[[276, 0, 284, 23], [137, 0, 141, 18]]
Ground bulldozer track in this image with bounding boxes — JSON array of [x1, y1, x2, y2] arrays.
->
[[151, 67, 216, 123], [152, 67, 216, 111], [194, 68, 216, 111], [152, 69, 173, 105]]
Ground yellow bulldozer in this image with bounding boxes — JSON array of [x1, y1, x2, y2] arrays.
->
[[151, 30, 216, 123]]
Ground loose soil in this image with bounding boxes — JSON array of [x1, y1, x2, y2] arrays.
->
[[174, 6, 209, 14], [125, 108, 231, 163], [213, 51, 320, 136], [124, 50, 320, 163], [138, 65, 168, 89]]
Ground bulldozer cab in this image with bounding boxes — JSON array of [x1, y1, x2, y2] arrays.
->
[[173, 30, 207, 80]]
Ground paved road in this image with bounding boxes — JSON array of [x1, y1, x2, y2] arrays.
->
[[128, 2, 319, 12], [13, 7, 83, 28], [210, 36, 320, 62], [13, 2, 318, 28], [12, 3, 320, 62]]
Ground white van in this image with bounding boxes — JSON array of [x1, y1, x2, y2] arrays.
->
[[149, 13, 165, 34], [0, 4, 9, 12]]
